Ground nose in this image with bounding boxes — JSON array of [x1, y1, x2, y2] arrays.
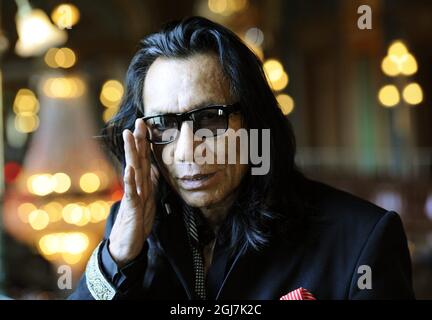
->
[[174, 121, 195, 163]]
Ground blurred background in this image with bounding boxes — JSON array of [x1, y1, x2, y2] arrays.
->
[[0, 0, 431, 299]]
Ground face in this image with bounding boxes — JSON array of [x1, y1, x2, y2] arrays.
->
[[143, 53, 248, 209]]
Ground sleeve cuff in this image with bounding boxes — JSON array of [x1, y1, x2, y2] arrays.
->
[[85, 242, 117, 300], [99, 238, 149, 292], [85, 240, 149, 300]]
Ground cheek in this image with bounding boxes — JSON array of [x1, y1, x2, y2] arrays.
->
[[153, 145, 175, 181], [223, 163, 248, 186], [152, 145, 164, 166]]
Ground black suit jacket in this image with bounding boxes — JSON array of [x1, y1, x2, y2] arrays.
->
[[69, 179, 414, 300]]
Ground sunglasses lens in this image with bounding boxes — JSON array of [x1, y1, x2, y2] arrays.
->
[[144, 115, 178, 143], [192, 108, 227, 138]]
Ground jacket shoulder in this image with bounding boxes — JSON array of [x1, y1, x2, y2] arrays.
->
[[303, 178, 398, 247], [306, 178, 389, 224]]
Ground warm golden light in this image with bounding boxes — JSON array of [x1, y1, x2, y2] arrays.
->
[[39, 234, 61, 255], [18, 202, 37, 223], [52, 172, 71, 193], [381, 56, 400, 77], [71, 76, 86, 96], [28, 173, 55, 196], [208, 0, 248, 15], [100, 80, 124, 108], [43, 76, 85, 98], [402, 83, 423, 105], [102, 108, 118, 123], [44, 77, 71, 98], [62, 252, 82, 264], [388, 41, 408, 58], [378, 85, 400, 107], [29, 209, 49, 230], [51, 3, 80, 30], [62, 232, 89, 254], [88, 201, 110, 223], [56, 47, 76, 68], [94, 170, 109, 190], [38, 232, 89, 260], [270, 72, 289, 91], [382, 40, 418, 77], [263, 59, 284, 83], [75, 206, 91, 226], [208, 0, 228, 14], [15, 114, 39, 133], [276, 94, 295, 115], [230, 0, 248, 12], [45, 47, 76, 68], [42, 202, 63, 222], [63, 203, 83, 224], [101, 80, 123, 102], [13, 89, 39, 114], [44, 48, 58, 68], [15, 7, 67, 57], [79, 173, 101, 193], [399, 53, 417, 76], [13, 88, 39, 132], [263, 59, 290, 91]]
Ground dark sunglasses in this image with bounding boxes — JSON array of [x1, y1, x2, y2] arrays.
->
[[142, 103, 241, 144]]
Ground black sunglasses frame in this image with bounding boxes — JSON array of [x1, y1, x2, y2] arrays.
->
[[141, 102, 241, 145]]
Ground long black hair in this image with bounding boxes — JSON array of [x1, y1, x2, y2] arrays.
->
[[101, 16, 315, 252]]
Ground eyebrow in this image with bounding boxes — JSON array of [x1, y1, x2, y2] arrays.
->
[[144, 100, 222, 117]]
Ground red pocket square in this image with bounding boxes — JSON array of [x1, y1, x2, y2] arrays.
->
[[280, 287, 316, 300]]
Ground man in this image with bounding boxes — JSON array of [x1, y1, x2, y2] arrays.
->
[[69, 16, 414, 300]]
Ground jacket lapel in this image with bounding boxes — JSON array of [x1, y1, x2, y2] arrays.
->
[[215, 240, 305, 300]]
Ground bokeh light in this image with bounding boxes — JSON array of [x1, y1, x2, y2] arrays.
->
[[51, 3, 80, 29], [276, 94, 295, 115], [402, 83, 423, 105], [378, 85, 400, 107], [79, 173, 101, 193], [44, 47, 76, 68], [28, 209, 49, 230]]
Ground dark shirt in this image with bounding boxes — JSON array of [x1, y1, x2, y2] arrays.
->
[[99, 201, 239, 299]]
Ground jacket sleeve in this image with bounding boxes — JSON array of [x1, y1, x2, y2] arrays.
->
[[68, 201, 148, 300], [348, 211, 415, 299]]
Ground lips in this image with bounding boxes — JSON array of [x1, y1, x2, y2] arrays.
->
[[177, 172, 218, 190], [179, 173, 215, 180]]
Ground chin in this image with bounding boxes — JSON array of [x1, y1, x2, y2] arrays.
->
[[178, 189, 225, 208]]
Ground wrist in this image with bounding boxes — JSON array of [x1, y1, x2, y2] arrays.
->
[[108, 239, 141, 268]]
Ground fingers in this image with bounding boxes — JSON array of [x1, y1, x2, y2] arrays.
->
[[124, 119, 155, 202], [134, 119, 152, 196], [123, 165, 139, 207], [123, 129, 139, 168], [123, 129, 143, 196], [124, 127, 144, 196]]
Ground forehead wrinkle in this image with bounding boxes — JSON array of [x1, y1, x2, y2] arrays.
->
[[143, 53, 232, 116], [176, 55, 232, 112]]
